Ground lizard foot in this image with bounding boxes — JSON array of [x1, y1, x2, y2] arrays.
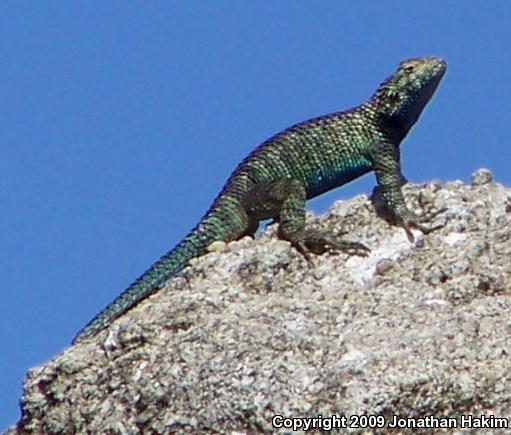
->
[[292, 230, 370, 261], [400, 206, 447, 242]]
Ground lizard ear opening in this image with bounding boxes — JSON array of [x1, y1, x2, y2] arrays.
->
[[386, 90, 401, 106]]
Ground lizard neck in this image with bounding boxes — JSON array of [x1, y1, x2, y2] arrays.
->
[[363, 65, 445, 143], [358, 101, 411, 144]]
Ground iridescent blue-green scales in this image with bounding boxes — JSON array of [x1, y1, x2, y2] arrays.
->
[[73, 57, 446, 343]]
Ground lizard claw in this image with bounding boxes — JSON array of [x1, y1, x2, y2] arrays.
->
[[292, 240, 313, 263], [416, 206, 447, 223], [292, 230, 370, 259], [319, 238, 371, 256], [400, 206, 447, 242]]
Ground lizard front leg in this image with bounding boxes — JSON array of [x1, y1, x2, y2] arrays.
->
[[241, 178, 369, 260], [370, 142, 445, 242]]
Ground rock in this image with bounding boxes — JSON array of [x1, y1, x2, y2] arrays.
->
[[6, 170, 511, 434], [471, 168, 493, 186]]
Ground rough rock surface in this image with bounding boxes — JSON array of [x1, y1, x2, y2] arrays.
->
[[6, 169, 511, 435]]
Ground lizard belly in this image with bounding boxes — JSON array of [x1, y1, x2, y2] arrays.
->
[[305, 157, 372, 199]]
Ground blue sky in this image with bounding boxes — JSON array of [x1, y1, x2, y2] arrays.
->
[[1, 2, 510, 428]]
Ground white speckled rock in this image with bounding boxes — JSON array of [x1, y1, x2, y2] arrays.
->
[[6, 170, 511, 434]]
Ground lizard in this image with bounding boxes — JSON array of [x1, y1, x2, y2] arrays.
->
[[73, 56, 446, 343]]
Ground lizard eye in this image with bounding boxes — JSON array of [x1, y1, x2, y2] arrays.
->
[[404, 64, 415, 73]]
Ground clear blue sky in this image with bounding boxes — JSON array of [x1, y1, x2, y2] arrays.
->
[[1, 2, 510, 428]]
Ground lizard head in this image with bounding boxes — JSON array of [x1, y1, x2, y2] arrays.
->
[[370, 57, 447, 135]]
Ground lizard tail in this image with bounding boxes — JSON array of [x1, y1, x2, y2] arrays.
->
[[72, 205, 241, 343]]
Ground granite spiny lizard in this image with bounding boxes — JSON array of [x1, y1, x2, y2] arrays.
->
[[73, 56, 446, 343]]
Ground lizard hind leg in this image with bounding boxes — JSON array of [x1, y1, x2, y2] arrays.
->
[[242, 178, 369, 260]]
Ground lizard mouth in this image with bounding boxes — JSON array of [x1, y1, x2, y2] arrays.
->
[[429, 57, 447, 78]]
